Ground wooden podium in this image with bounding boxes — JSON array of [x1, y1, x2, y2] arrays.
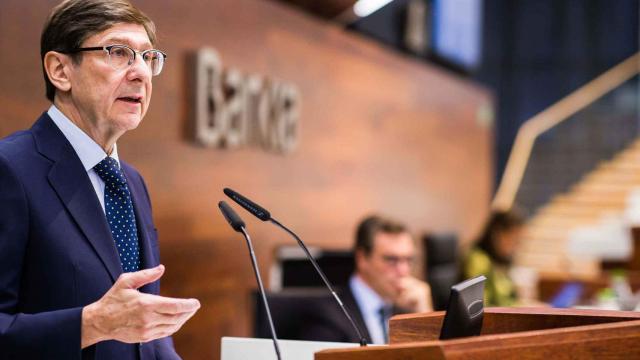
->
[[315, 307, 640, 359]]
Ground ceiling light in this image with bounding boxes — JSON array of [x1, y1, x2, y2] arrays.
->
[[353, 0, 394, 18]]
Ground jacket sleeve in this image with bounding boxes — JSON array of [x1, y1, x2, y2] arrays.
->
[[153, 336, 181, 359], [0, 153, 83, 360]]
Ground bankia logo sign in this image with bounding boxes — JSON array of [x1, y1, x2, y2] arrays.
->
[[192, 47, 300, 154]]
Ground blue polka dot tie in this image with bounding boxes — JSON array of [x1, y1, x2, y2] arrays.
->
[[94, 157, 141, 272]]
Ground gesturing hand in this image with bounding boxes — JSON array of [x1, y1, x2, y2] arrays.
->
[[81, 265, 200, 348]]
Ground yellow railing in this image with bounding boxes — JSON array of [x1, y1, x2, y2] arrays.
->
[[492, 52, 640, 211]]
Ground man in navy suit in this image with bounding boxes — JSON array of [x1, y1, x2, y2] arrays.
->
[[302, 215, 432, 344], [0, 0, 200, 358]]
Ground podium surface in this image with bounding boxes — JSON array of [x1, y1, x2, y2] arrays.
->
[[221, 337, 358, 360], [315, 307, 640, 359]]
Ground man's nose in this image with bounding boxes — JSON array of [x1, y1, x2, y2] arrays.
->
[[126, 54, 152, 82], [397, 261, 411, 275]]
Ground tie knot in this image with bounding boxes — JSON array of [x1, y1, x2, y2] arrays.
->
[[94, 157, 127, 187]]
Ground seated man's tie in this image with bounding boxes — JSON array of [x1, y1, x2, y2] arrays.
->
[[378, 305, 393, 343]]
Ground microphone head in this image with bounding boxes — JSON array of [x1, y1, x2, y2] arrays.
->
[[223, 188, 271, 221], [218, 201, 246, 232]]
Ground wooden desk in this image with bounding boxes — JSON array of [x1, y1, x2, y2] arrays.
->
[[538, 272, 640, 303], [315, 307, 640, 359]]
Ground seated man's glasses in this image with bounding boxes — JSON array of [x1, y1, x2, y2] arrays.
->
[[381, 255, 415, 267], [66, 44, 167, 76]]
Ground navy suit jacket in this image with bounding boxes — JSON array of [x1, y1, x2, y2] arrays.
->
[[0, 113, 179, 359], [300, 285, 404, 344], [298, 286, 372, 344]]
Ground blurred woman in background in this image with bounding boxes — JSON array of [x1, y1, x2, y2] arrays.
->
[[464, 210, 525, 306]]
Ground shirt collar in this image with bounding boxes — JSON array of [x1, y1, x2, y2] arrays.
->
[[350, 274, 390, 316], [48, 105, 120, 170]]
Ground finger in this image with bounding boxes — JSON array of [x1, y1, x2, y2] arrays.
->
[[142, 322, 185, 342], [115, 265, 165, 290], [148, 308, 198, 327], [130, 303, 197, 335], [134, 323, 179, 343], [400, 276, 418, 287], [151, 308, 199, 322], [141, 312, 198, 343], [141, 294, 200, 315]]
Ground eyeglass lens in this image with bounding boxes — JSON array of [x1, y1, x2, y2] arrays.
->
[[107, 45, 164, 76]]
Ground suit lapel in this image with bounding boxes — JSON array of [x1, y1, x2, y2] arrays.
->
[[33, 113, 122, 282], [122, 164, 158, 295], [343, 286, 373, 343]]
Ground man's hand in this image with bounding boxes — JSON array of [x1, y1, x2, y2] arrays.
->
[[394, 277, 433, 313], [81, 265, 200, 348]]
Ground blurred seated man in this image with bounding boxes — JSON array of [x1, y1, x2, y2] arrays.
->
[[304, 215, 432, 344], [463, 210, 525, 306]]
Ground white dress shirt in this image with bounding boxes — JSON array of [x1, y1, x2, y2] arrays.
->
[[47, 105, 120, 213], [349, 274, 392, 344]]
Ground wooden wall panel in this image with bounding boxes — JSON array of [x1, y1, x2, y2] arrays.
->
[[0, 0, 493, 359]]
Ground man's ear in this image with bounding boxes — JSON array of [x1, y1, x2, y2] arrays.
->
[[354, 249, 367, 269], [43, 51, 72, 93]]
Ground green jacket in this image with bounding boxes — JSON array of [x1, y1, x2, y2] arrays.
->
[[463, 247, 516, 306]]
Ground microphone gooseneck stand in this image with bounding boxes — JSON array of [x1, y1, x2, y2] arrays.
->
[[270, 218, 368, 347], [218, 201, 282, 360], [239, 226, 282, 360]]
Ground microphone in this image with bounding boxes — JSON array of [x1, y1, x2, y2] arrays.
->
[[218, 200, 246, 232], [223, 188, 368, 347], [217, 201, 282, 360], [223, 188, 270, 221]]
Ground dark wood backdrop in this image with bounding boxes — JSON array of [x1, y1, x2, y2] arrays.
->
[[0, 0, 493, 358]]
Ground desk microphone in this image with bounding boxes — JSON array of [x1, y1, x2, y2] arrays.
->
[[223, 188, 368, 347], [218, 201, 282, 360]]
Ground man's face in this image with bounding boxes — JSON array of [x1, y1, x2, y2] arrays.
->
[[65, 23, 153, 142], [356, 231, 415, 302]]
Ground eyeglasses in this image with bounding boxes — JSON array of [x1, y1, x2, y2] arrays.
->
[[68, 44, 167, 76], [381, 255, 415, 267]]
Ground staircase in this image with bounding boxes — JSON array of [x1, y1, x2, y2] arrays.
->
[[516, 138, 640, 279]]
